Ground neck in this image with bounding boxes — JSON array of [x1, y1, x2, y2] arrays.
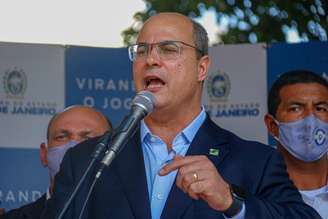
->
[[145, 106, 202, 150], [279, 146, 328, 190]]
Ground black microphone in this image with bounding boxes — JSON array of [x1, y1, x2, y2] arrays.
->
[[96, 90, 155, 176]]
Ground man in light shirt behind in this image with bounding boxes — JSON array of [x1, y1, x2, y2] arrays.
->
[[265, 70, 328, 218]]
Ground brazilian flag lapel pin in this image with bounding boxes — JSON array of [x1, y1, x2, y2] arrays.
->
[[209, 148, 219, 156]]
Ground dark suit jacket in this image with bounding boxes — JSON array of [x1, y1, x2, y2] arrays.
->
[[42, 116, 321, 219], [1, 194, 46, 219]]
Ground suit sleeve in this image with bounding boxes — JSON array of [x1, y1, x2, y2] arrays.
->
[[244, 151, 322, 219]]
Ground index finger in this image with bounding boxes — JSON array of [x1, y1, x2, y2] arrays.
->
[[158, 155, 204, 176]]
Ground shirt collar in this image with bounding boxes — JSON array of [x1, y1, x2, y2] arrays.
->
[[46, 187, 51, 200], [140, 107, 206, 143]]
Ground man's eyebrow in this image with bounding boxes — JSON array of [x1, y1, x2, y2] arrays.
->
[[314, 101, 328, 105], [78, 130, 94, 136], [80, 130, 92, 134], [51, 129, 69, 136], [285, 101, 304, 105]]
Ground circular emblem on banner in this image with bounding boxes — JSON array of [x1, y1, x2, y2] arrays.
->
[[3, 68, 27, 98], [314, 128, 326, 146], [206, 70, 230, 102]]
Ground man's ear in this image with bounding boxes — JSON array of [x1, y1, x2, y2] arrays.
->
[[198, 55, 210, 82], [40, 142, 48, 167], [264, 114, 279, 138]]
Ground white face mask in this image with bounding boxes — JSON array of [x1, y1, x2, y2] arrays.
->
[[273, 114, 328, 162], [47, 140, 78, 178]]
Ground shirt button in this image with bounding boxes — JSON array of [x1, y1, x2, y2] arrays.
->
[[150, 136, 157, 142], [156, 193, 164, 200]]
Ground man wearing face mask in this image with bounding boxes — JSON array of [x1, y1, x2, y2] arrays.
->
[[0, 105, 112, 219], [265, 70, 328, 219]]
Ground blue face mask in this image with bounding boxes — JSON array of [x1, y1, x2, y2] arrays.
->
[[47, 140, 78, 178], [274, 114, 328, 162]]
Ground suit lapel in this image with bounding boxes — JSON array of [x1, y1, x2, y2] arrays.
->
[[187, 116, 230, 167], [113, 130, 151, 219], [161, 116, 230, 219]]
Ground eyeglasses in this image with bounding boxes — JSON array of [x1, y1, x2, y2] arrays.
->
[[128, 40, 203, 62]]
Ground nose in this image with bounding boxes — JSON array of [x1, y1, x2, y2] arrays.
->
[[69, 135, 83, 143], [145, 44, 161, 65], [304, 104, 316, 118]]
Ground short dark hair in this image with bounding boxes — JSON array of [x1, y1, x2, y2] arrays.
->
[[268, 69, 328, 116], [191, 19, 208, 59]]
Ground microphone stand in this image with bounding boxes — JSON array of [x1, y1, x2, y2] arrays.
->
[[56, 131, 113, 219], [77, 126, 138, 219], [56, 91, 155, 219]]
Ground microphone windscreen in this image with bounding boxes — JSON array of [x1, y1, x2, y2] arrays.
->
[[132, 90, 156, 114]]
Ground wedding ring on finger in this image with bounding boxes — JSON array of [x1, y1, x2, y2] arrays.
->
[[193, 172, 198, 182]]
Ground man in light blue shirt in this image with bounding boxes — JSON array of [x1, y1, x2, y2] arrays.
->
[[42, 12, 321, 219], [128, 12, 319, 219], [141, 108, 246, 219]]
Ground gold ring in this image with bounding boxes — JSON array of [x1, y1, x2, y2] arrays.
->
[[193, 172, 198, 181]]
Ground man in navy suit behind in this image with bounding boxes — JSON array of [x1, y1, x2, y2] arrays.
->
[[42, 12, 322, 219]]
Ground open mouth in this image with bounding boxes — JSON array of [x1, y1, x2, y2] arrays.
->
[[144, 76, 165, 90]]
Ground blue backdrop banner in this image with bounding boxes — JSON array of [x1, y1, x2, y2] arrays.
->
[[65, 46, 134, 127]]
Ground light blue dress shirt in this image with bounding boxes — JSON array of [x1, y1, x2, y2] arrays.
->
[[140, 108, 245, 219], [300, 182, 328, 219]]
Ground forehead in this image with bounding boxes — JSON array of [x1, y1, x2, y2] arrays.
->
[[137, 13, 194, 43], [49, 109, 102, 132], [279, 83, 328, 103]]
